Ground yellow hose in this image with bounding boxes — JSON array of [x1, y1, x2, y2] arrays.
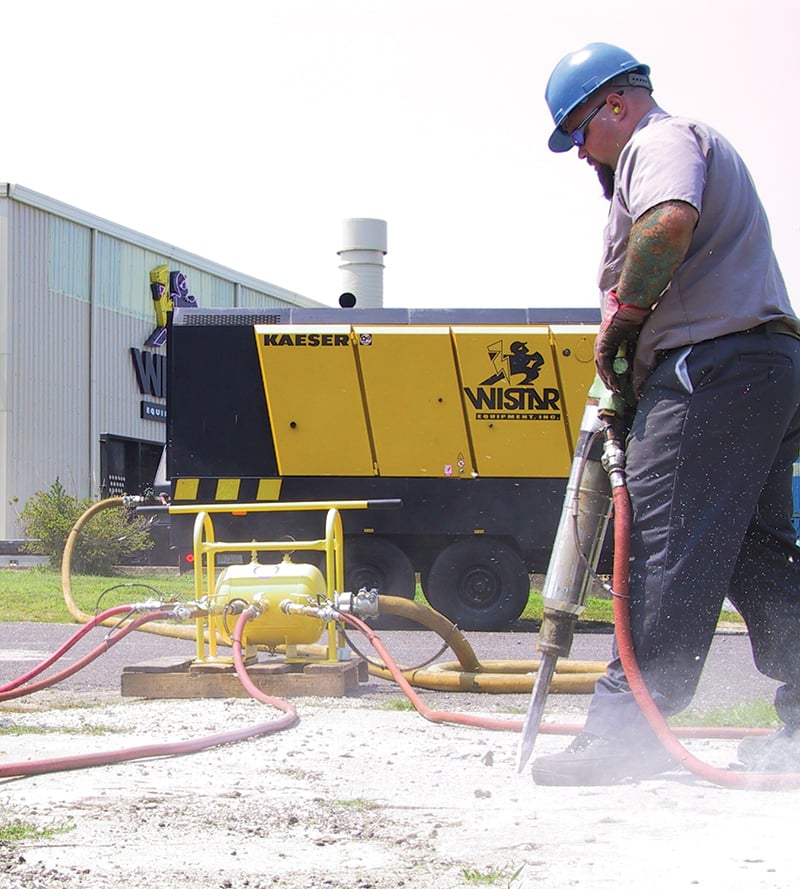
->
[[60, 498, 200, 641], [369, 596, 607, 693]]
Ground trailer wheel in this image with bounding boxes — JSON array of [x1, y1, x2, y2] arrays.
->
[[424, 539, 530, 630], [344, 537, 416, 600]]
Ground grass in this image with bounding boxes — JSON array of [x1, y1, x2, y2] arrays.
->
[[0, 567, 193, 623], [0, 815, 75, 843], [462, 864, 525, 887], [380, 698, 416, 711], [325, 797, 379, 810], [0, 723, 123, 736], [0, 566, 741, 628], [669, 698, 780, 729], [520, 587, 615, 624]]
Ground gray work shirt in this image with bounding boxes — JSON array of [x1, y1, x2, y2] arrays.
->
[[599, 108, 798, 384]]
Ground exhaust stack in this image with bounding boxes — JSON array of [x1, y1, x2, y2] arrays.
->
[[338, 218, 387, 308]]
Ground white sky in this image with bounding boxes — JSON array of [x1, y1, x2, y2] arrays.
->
[[3, 0, 798, 312]]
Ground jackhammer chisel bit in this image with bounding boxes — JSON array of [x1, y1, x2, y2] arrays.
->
[[516, 392, 614, 773], [516, 651, 558, 773]]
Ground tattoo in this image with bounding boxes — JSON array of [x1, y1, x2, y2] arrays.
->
[[616, 201, 698, 309]]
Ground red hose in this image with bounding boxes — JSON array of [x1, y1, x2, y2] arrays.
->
[[0, 710, 298, 779], [341, 611, 536, 732], [610, 482, 800, 789], [0, 610, 298, 778], [0, 605, 135, 694], [0, 610, 176, 701], [231, 608, 299, 722], [339, 614, 765, 742]]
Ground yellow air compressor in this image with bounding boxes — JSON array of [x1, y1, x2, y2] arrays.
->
[[212, 558, 327, 660]]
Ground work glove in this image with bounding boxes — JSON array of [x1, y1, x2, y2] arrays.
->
[[595, 291, 651, 393]]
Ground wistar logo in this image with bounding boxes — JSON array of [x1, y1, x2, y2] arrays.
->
[[145, 265, 198, 347], [463, 340, 560, 419], [131, 266, 197, 422]]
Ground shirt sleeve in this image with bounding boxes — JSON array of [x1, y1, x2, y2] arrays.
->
[[617, 117, 708, 223]]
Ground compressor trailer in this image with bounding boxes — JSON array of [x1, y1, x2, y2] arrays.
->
[[162, 306, 600, 630]]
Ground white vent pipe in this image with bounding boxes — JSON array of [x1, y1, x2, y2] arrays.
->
[[337, 218, 387, 308]]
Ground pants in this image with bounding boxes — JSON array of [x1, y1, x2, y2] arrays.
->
[[585, 325, 800, 740]]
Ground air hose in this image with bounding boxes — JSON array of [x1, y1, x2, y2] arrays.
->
[[364, 596, 606, 694], [0, 609, 297, 779], [0, 604, 134, 694], [0, 608, 176, 702], [61, 497, 200, 641]]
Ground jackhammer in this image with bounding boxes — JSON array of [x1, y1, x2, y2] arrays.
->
[[516, 376, 627, 772]]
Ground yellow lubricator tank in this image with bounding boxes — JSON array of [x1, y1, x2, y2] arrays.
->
[[213, 559, 327, 649]]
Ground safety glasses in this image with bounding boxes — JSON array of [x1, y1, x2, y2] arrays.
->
[[567, 100, 606, 148]]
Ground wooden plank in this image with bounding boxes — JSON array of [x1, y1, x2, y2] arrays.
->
[[120, 657, 365, 699]]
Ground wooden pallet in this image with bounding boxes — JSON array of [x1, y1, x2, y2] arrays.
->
[[120, 655, 368, 699]]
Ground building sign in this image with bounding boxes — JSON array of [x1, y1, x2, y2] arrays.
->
[[145, 265, 197, 347], [141, 400, 168, 421], [131, 265, 197, 423]]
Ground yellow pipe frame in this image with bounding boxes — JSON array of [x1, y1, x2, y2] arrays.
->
[[182, 500, 365, 664]]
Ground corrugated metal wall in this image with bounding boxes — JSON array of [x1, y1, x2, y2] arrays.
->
[[0, 186, 321, 540], [6, 201, 92, 533]]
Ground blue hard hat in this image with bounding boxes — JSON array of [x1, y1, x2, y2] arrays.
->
[[545, 43, 652, 152]]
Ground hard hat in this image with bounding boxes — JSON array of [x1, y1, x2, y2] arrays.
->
[[545, 42, 652, 152]]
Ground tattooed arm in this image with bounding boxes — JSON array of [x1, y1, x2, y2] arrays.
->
[[616, 200, 699, 309], [594, 200, 698, 392]]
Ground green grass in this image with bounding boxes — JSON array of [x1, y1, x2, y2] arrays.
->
[[520, 588, 615, 624], [462, 864, 525, 887], [669, 699, 780, 729], [324, 797, 379, 810], [0, 816, 75, 842], [380, 698, 416, 711], [0, 567, 741, 628], [0, 567, 194, 623], [0, 723, 123, 736]]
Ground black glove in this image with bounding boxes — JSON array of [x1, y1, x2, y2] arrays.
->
[[595, 291, 650, 392]]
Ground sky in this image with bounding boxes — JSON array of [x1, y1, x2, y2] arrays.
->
[[3, 0, 798, 312]]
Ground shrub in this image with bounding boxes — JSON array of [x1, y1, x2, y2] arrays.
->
[[15, 479, 153, 574]]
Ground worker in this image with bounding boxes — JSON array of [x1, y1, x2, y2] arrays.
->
[[531, 42, 800, 785]]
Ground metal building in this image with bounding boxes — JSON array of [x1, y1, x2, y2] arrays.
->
[[0, 183, 323, 548]]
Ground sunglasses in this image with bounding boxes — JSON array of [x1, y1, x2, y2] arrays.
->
[[567, 100, 606, 148]]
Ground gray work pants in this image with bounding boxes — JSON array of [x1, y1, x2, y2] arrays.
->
[[585, 325, 800, 740]]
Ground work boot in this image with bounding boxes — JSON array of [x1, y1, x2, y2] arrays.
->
[[531, 732, 674, 786], [737, 728, 800, 772]]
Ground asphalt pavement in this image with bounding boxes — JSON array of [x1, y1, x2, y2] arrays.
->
[[0, 618, 778, 717]]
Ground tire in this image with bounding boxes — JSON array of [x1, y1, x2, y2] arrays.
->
[[424, 538, 530, 630], [344, 536, 416, 600]]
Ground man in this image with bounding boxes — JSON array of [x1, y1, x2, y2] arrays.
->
[[531, 42, 800, 785]]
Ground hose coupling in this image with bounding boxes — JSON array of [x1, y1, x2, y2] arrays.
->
[[279, 599, 331, 620], [169, 603, 200, 621], [243, 603, 263, 620], [334, 587, 379, 618], [600, 427, 627, 488], [131, 598, 171, 612]]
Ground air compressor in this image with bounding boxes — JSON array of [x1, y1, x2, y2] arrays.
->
[[171, 498, 393, 671]]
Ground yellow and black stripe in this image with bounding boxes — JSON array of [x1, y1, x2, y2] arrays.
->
[[172, 477, 284, 503]]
